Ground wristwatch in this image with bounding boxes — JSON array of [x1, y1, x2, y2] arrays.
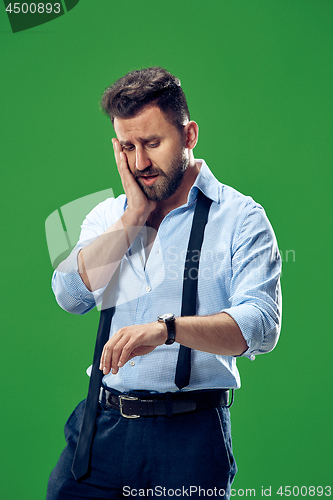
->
[[158, 313, 176, 345]]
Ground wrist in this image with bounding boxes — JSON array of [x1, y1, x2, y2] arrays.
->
[[157, 320, 168, 344], [122, 207, 149, 228]]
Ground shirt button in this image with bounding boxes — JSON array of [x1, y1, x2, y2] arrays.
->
[[146, 285, 151, 292], [130, 360, 135, 366]]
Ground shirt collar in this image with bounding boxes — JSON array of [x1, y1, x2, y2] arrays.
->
[[187, 159, 220, 205]]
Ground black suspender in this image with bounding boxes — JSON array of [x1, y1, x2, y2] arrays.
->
[[174, 190, 212, 388]]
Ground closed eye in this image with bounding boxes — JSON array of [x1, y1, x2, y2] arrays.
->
[[122, 145, 135, 152], [121, 140, 160, 151]]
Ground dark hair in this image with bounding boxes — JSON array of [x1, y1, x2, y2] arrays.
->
[[100, 67, 190, 132]]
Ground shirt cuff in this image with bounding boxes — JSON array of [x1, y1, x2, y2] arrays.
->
[[222, 304, 265, 358]]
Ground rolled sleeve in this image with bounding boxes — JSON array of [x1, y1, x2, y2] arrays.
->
[[222, 205, 282, 357], [51, 196, 123, 315], [52, 245, 106, 314]]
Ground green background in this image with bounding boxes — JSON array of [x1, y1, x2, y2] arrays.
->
[[1, 0, 332, 498]]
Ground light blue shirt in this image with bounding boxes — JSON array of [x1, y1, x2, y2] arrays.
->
[[52, 160, 282, 393]]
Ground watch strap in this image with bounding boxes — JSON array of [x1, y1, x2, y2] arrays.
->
[[164, 316, 176, 345]]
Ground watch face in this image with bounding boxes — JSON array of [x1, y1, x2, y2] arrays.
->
[[158, 313, 174, 322]]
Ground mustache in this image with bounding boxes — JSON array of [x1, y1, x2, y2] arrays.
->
[[134, 167, 164, 178]]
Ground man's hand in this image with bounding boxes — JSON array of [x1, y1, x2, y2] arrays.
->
[[99, 321, 167, 375], [112, 139, 156, 222]]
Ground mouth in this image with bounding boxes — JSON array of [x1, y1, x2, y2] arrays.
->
[[138, 174, 159, 186]]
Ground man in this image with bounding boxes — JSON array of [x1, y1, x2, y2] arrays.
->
[[47, 67, 282, 499]]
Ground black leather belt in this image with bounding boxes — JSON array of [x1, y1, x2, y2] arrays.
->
[[99, 387, 231, 418]]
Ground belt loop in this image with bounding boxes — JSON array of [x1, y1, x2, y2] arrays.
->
[[226, 389, 234, 408], [100, 386, 106, 406], [165, 392, 173, 418]]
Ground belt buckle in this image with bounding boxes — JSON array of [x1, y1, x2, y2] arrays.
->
[[119, 395, 140, 419]]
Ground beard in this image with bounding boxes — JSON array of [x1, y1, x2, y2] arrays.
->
[[133, 147, 188, 202]]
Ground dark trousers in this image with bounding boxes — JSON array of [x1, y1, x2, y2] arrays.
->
[[46, 393, 237, 499]]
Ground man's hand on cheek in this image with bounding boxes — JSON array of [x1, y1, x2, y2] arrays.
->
[[112, 138, 156, 220], [99, 321, 168, 375]]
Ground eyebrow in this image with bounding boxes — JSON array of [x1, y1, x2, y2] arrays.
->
[[119, 135, 162, 146]]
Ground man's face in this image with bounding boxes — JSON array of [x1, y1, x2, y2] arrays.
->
[[113, 106, 188, 201]]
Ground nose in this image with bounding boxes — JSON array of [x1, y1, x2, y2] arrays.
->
[[135, 146, 152, 171]]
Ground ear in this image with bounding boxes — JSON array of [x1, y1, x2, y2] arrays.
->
[[184, 121, 199, 150]]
